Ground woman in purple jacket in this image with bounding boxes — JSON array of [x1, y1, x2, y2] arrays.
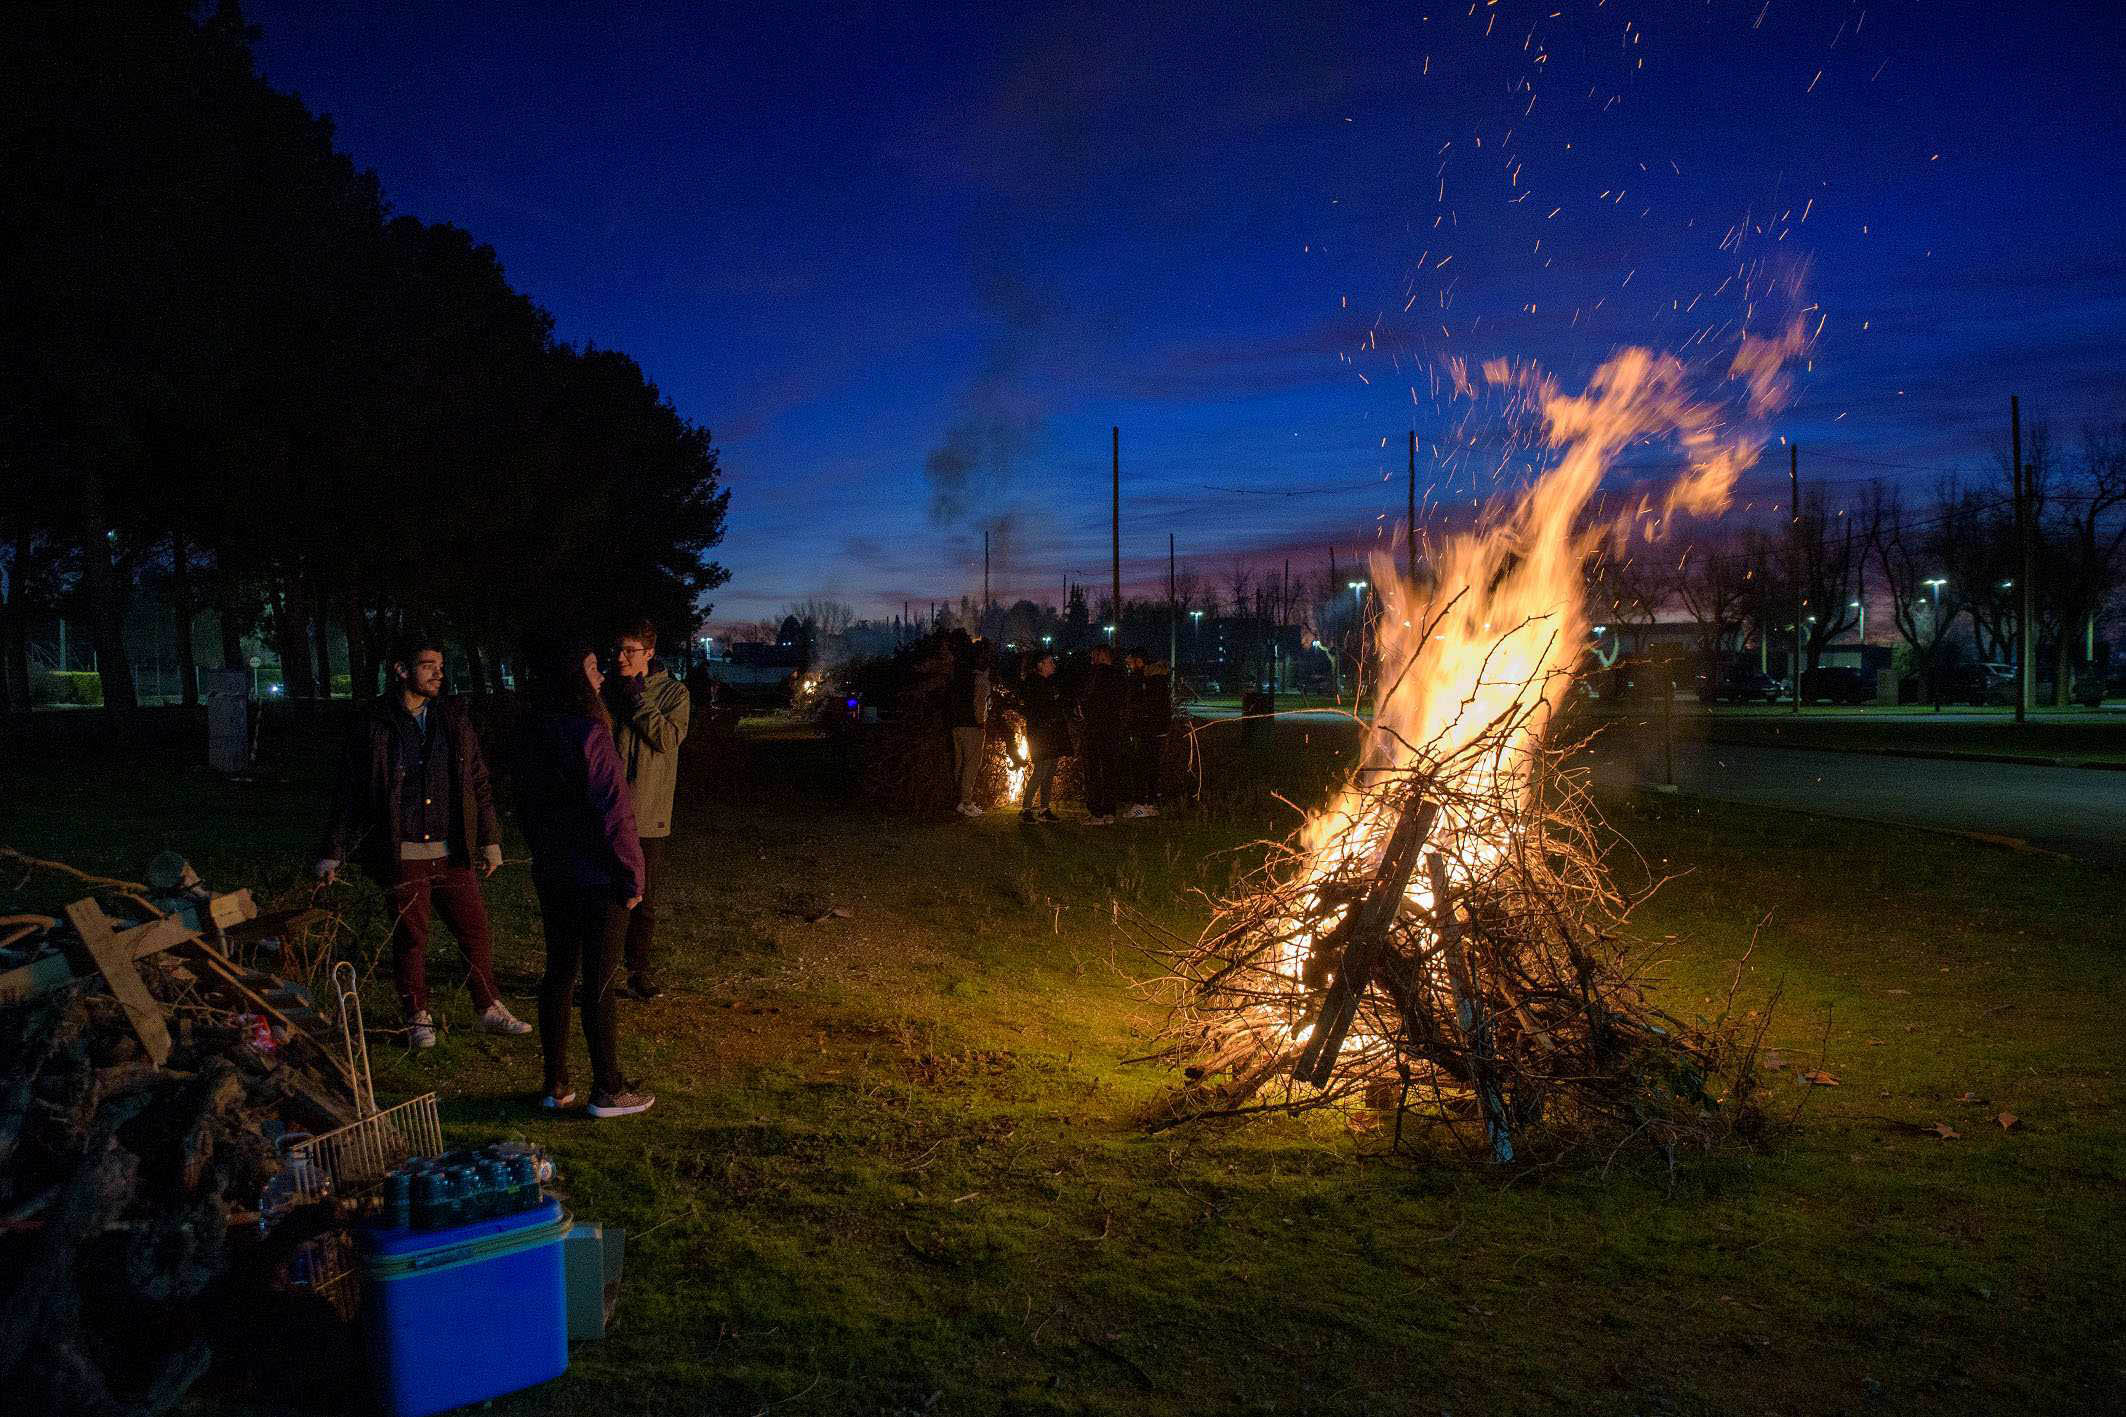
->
[[516, 639, 654, 1118]]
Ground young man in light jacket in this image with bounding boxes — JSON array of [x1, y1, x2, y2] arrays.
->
[[608, 620, 691, 999]]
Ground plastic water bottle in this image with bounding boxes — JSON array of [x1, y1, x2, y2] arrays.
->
[[385, 1170, 413, 1230], [511, 1155, 539, 1210], [481, 1161, 508, 1214], [415, 1169, 450, 1230]]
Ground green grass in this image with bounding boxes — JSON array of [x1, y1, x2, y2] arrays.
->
[[5, 720, 2121, 1414]]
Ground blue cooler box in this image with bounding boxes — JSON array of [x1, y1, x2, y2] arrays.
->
[[360, 1197, 572, 1417]]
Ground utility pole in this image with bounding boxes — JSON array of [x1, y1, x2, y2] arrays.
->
[[1167, 533, 1178, 704], [1790, 443, 1802, 715], [1111, 426, 1122, 641], [1281, 557, 1292, 692], [1407, 430, 1418, 586], [2011, 395, 2034, 723]]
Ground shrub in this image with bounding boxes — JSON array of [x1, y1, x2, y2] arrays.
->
[[30, 671, 104, 707]]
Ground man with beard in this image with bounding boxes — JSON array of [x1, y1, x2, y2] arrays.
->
[[316, 634, 530, 1048]]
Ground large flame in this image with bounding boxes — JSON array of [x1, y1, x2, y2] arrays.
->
[[1276, 320, 1808, 1040]]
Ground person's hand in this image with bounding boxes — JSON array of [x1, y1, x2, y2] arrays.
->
[[624, 895, 643, 910], [482, 843, 503, 877]]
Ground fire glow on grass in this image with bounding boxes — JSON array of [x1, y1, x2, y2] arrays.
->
[[1133, 316, 1807, 1156]]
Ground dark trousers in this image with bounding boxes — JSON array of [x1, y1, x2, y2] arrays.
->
[[383, 859, 499, 1016], [1083, 736, 1123, 817], [1021, 755, 1060, 810], [1130, 732, 1167, 805], [624, 836, 666, 987], [535, 883, 628, 1098]]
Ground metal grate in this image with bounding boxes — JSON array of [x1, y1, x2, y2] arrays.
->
[[278, 962, 448, 1317], [287, 1090, 444, 1202]]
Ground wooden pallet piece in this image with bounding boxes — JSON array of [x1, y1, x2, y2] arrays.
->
[[0, 891, 264, 1003], [63, 899, 173, 1066]]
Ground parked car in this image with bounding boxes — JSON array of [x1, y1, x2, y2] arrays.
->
[[1798, 666, 1871, 705], [1695, 668, 1782, 704]]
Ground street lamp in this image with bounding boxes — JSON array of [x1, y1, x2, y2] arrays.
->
[[1039, 634, 1052, 648], [1850, 600, 1864, 645], [1347, 579, 1368, 613], [1103, 623, 1116, 642], [1923, 578, 1947, 619]]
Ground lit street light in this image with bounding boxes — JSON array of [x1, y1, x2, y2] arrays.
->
[[1923, 577, 1947, 619], [1850, 599, 1864, 645], [1347, 579, 1368, 614]]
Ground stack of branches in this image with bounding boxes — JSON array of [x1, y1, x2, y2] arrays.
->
[[1, 863, 361, 1415], [1125, 668, 1771, 1166]]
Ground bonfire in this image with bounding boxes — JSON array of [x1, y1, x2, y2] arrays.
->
[[1131, 324, 1807, 1164]]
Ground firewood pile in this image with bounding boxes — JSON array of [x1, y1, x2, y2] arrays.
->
[[1125, 646, 1773, 1166], [1, 850, 361, 1416]]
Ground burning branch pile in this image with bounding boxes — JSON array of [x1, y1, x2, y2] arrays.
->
[[1131, 621, 1766, 1160], [1130, 328, 1808, 1162]]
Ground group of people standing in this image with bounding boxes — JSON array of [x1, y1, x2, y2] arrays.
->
[[945, 632, 1173, 826], [316, 624, 689, 1120]]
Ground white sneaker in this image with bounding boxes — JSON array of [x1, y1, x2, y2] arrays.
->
[[477, 1001, 533, 1036], [1123, 804, 1151, 818], [587, 1088, 655, 1119], [958, 802, 984, 817], [408, 1010, 437, 1049]]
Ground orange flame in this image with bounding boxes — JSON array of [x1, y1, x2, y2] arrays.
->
[[1277, 316, 1809, 1028]]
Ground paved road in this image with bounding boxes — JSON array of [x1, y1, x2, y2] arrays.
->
[[1587, 738, 2126, 868]]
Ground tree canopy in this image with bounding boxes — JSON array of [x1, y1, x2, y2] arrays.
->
[[0, 0, 729, 709]]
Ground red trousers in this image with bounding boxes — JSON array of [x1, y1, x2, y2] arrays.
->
[[383, 858, 500, 1015]]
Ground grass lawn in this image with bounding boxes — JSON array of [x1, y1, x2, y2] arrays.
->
[[4, 718, 2122, 1415]]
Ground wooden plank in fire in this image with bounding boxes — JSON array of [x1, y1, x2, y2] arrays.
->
[[1289, 799, 1439, 1087]]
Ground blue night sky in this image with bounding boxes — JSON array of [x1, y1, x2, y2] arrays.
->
[[244, 1, 2126, 624]]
